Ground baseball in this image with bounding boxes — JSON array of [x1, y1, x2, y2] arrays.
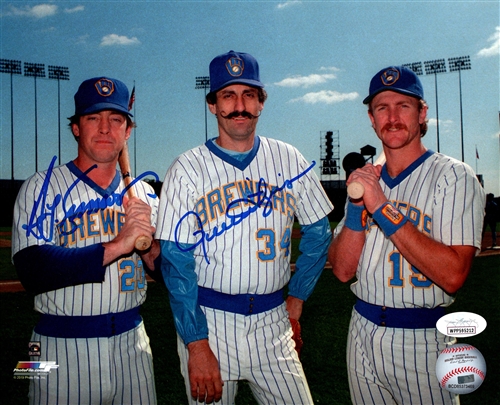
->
[[436, 343, 486, 395]]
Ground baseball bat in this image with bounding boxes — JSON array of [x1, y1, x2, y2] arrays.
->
[[347, 152, 386, 199], [118, 143, 152, 251]]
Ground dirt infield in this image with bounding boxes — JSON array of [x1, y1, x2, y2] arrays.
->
[[0, 231, 11, 248], [0, 240, 11, 248], [478, 231, 499, 256]]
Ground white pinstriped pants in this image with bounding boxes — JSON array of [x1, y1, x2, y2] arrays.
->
[[28, 322, 157, 405], [177, 303, 314, 405], [347, 308, 459, 405]]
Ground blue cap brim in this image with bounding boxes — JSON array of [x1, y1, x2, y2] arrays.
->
[[363, 88, 422, 104], [76, 102, 133, 117], [212, 78, 264, 94]]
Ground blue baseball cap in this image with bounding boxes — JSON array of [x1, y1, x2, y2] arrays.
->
[[71, 77, 132, 118], [209, 50, 265, 94], [363, 66, 424, 104]]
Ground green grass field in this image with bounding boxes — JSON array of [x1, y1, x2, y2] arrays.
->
[[1, 229, 499, 404]]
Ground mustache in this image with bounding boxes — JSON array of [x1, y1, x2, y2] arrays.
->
[[382, 123, 407, 131], [219, 110, 261, 119]]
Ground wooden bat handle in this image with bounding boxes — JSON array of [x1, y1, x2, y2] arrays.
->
[[118, 143, 152, 251], [347, 182, 365, 199], [347, 152, 386, 199], [133, 234, 152, 251]]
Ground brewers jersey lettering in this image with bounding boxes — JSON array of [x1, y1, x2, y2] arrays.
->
[[335, 150, 485, 405], [156, 136, 333, 404], [12, 160, 158, 405], [157, 136, 332, 295], [337, 151, 484, 309]]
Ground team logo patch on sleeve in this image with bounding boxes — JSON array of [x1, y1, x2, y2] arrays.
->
[[94, 78, 115, 97], [381, 203, 404, 225], [361, 209, 368, 228], [225, 57, 244, 77]]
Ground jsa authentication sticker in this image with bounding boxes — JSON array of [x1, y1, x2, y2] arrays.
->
[[436, 312, 487, 337]]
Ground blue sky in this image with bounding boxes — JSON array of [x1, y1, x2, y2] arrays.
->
[[1, 1, 499, 195]]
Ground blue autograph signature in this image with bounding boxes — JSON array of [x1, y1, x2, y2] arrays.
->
[[22, 155, 159, 241], [175, 161, 316, 264]]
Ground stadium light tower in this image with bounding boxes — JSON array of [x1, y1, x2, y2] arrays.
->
[[195, 76, 210, 141], [448, 56, 471, 162], [402, 61, 424, 76], [424, 59, 447, 153], [24, 62, 46, 172], [0, 59, 22, 181], [48, 65, 70, 165]]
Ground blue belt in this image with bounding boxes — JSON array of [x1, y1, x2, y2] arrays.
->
[[198, 286, 284, 315], [34, 307, 142, 338], [355, 299, 445, 329]]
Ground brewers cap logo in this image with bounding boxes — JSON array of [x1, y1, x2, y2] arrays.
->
[[94, 78, 115, 97], [225, 57, 244, 77], [380, 68, 400, 87]]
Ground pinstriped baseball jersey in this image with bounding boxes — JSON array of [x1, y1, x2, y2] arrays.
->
[[156, 136, 333, 295], [12, 160, 159, 405], [347, 309, 458, 405], [29, 322, 156, 405], [12, 161, 158, 316], [335, 151, 485, 309], [177, 305, 314, 405]]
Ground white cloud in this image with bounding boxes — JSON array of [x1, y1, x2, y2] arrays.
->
[[100, 34, 141, 46], [277, 1, 301, 9], [1, 3, 83, 18], [275, 73, 337, 88], [320, 66, 340, 72], [428, 118, 453, 126], [76, 34, 89, 45], [428, 118, 454, 132], [3, 4, 58, 18], [64, 6, 85, 14], [275, 66, 340, 88], [477, 27, 500, 57], [290, 90, 359, 104], [31, 4, 57, 18]]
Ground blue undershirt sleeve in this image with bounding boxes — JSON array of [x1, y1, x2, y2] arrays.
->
[[143, 253, 164, 284], [288, 217, 332, 301], [160, 240, 208, 345], [13, 244, 106, 295]]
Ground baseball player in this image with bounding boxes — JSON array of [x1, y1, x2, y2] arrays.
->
[[328, 66, 486, 405], [11, 77, 161, 405], [156, 50, 333, 404]]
